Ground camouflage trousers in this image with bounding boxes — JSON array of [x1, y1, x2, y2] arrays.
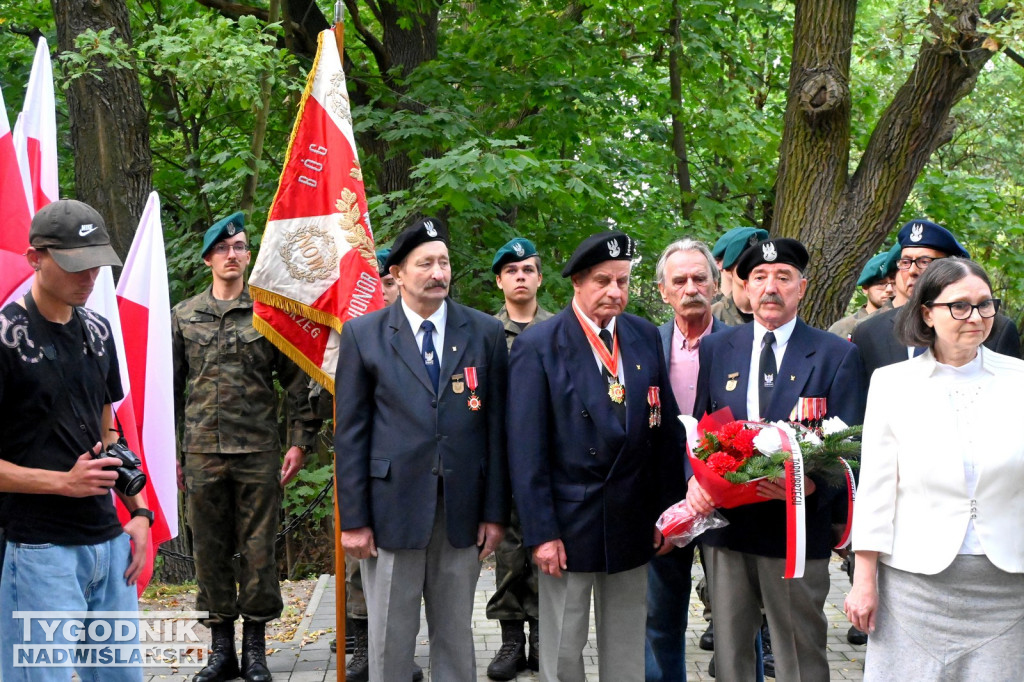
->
[[485, 503, 539, 621], [345, 554, 367, 619], [184, 450, 283, 626]]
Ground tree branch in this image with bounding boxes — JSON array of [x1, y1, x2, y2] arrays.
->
[[195, 0, 269, 22], [1004, 47, 1024, 70], [343, 0, 388, 73]]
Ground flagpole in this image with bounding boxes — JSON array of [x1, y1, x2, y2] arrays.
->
[[333, 7, 346, 681]]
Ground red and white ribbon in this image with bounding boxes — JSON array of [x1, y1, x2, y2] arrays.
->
[[833, 457, 857, 549], [465, 366, 479, 391], [779, 427, 806, 580]]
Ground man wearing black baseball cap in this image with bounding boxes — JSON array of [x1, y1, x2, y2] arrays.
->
[[1, 199, 152, 682]]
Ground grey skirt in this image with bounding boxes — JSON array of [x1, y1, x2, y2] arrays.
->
[[864, 555, 1024, 681]]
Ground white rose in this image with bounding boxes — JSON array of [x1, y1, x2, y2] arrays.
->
[[821, 416, 849, 435], [800, 429, 822, 446]]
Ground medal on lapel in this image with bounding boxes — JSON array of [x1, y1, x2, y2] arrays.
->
[[451, 373, 465, 394], [725, 372, 739, 392], [647, 386, 662, 427], [465, 366, 482, 411]]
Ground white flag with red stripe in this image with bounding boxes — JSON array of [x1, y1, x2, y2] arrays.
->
[[16, 37, 58, 212], [116, 193, 179, 578], [0, 85, 34, 305], [249, 28, 383, 392]]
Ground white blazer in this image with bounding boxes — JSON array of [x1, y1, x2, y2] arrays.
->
[[852, 346, 1024, 574]]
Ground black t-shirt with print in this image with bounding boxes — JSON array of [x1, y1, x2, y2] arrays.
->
[[0, 302, 125, 545]]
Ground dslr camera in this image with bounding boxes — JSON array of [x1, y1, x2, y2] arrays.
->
[[94, 440, 147, 497]]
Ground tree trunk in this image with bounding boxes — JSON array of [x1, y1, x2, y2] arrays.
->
[[240, 0, 282, 214], [51, 0, 153, 260], [773, 0, 999, 328], [668, 0, 693, 218]]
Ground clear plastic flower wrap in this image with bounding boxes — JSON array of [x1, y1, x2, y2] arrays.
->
[[656, 500, 729, 548]]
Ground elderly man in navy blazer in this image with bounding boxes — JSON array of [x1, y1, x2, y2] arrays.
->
[[689, 238, 866, 681], [335, 217, 509, 682], [508, 231, 688, 682], [647, 238, 727, 682]]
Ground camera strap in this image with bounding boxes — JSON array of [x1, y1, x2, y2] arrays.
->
[[23, 291, 105, 455]]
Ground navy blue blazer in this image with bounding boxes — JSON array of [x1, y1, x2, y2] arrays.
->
[[334, 299, 509, 550], [507, 307, 688, 574], [852, 306, 1021, 386], [693, 319, 865, 559]]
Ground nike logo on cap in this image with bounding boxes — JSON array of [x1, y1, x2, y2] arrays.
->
[[79, 224, 99, 237]]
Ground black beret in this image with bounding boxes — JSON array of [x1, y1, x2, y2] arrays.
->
[[561, 230, 635, 277], [896, 219, 969, 258], [384, 217, 448, 270], [735, 237, 809, 280]]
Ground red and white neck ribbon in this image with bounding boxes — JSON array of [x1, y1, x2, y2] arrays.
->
[[833, 457, 857, 549], [779, 427, 806, 579], [465, 366, 479, 392]]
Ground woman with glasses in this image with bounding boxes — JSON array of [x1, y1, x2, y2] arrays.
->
[[844, 257, 1024, 679]]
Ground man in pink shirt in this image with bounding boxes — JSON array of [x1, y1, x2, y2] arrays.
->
[[646, 238, 727, 681]]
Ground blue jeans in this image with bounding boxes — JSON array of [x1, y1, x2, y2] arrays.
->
[[1, 535, 142, 682], [645, 544, 695, 682]]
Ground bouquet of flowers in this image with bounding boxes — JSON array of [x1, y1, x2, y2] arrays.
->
[[657, 407, 860, 548]]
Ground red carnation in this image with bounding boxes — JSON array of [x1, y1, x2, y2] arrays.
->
[[707, 452, 741, 476], [731, 428, 758, 460]]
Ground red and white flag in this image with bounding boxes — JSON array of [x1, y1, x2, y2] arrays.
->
[[86, 193, 178, 594], [0, 85, 33, 305], [249, 28, 383, 392], [15, 36, 58, 212]]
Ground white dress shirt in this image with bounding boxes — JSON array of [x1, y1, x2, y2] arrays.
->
[[402, 298, 447, 366], [746, 317, 797, 420]]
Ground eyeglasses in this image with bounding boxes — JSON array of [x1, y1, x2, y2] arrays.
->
[[212, 243, 250, 255], [896, 256, 940, 271], [926, 298, 1000, 320]]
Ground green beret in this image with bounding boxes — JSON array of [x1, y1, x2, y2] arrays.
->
[[722, 227, 770, 270], [492, 238, 538, 274], [857, 252, 892, 287], [883, 242, 901, 276], [376, 248, 391, 277], [202, 212, 246, 257]]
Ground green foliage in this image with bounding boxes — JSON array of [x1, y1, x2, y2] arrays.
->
[[282, 463, 335, 529]]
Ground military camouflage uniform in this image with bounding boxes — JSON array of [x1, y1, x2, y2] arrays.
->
[[172, 285, 320, 626], [828, 299, 893, 340], [710, 293, 751, 327], [486, 304, 554, 623]]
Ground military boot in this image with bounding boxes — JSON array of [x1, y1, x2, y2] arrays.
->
[[345, 618, 369, 682], [527, 617, 540, 671], [487, 620, 527, 680], [193, 622, 239, 682], [240, 621, 272, 682]]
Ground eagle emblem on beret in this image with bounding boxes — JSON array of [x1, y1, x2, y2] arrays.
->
[[607, 239, 621, 257], [424, 221, 438, 238], [513, 242, 525, 257], [762, 242, 778, 261], [227, 222, 237, 236], [910, 224, 924, 242]]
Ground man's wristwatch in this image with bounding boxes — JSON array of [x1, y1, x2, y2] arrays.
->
[[131, 508, 155, 527]]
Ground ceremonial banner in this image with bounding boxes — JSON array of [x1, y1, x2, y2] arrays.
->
[[249, 28, 383, 392], [0, 85, 33, 305]]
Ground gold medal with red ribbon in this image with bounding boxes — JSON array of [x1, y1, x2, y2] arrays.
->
[[572, 303, 624, 405], [465, 366, 482, 411], [647, 386, 662, 427]]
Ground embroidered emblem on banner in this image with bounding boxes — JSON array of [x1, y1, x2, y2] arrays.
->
[[279, 223, 340, 283]]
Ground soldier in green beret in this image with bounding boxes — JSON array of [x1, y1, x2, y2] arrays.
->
[[710, 227, 768, 327], [172, 212, 322, 682], [827, 249, 896, 340], [485, 237, 554, 679]]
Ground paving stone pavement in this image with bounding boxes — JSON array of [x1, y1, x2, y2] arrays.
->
[[142, 557, 865, 681]]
